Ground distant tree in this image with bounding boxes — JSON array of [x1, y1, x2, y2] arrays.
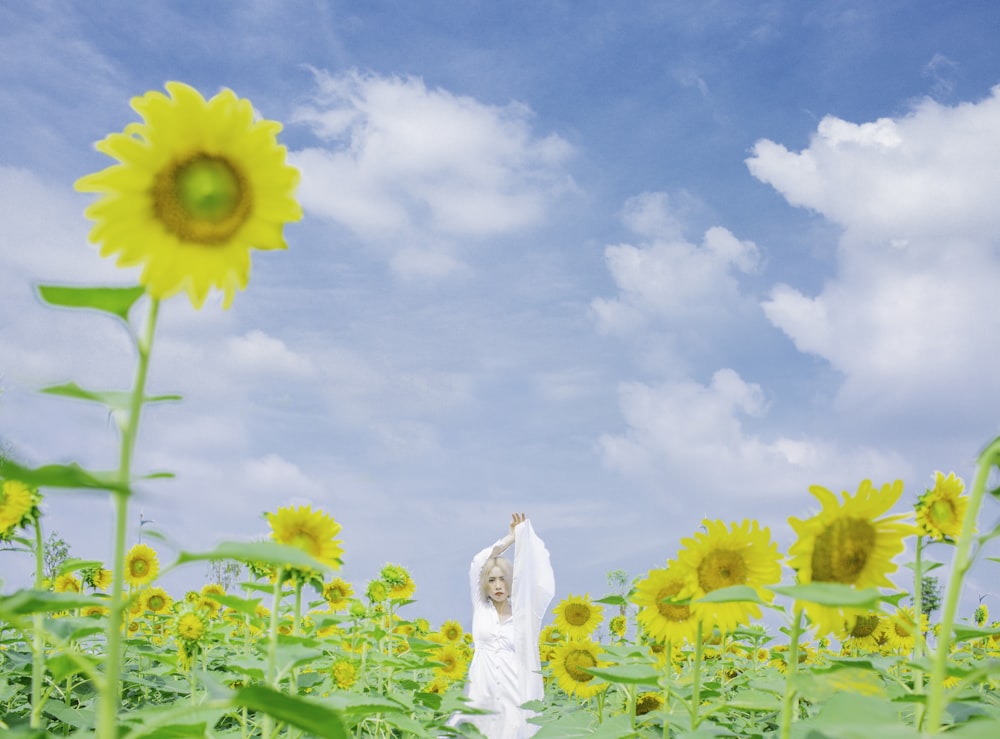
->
[[207, 559, 244, 592], [43, 531, 72, 582], [909, 575, 943, 619]]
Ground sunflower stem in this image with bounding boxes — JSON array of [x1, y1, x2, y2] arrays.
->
[[263, 567, 284, 739], [779, 605, 803, 739], [925, 435, 1000, 733], [97, 297, 160, 739], [30, 518, 45, 729], [912, 534, 927, 729], [690, 621, 703, 730], [661, 640, 672, 739]]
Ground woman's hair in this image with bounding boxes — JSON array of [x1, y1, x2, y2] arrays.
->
[[479, 556, 513, 600]]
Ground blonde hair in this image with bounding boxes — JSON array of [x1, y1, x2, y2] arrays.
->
[[479, 556, 513, 601]]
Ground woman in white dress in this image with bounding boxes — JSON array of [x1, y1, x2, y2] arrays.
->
[[452, 513, 555, 738]]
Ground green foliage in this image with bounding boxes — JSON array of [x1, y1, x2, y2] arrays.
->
[[42, 530, 71, 582]]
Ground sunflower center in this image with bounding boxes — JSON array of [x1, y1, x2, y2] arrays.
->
[[564, 649, 596, 683], [929, 499, 956, 526], [148, 595, 165, 611], [289, 530, 319, 554], [849, 614, 881, 638], [697, 549, 748, 592], [565, 603, 592, 626], [810, 517, 876, 584], [656, 584, 690, 622], [153, 154, 252, 244], [131, 559, 150, 577]]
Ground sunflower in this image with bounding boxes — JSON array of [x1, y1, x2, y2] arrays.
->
[[323, 578, 354, 611], [787, 479, 915, 636], [380, 563, 416, 601], [635, 691, 664, 716], [175, 610, 209, 643], [142, 586, 173, 615], [633, 565, 698, 645], [82, 605, 110, 618], [884, 606, 927, 654], [915, 472, 968, 542], [439, 619, 464, 644], [366, 579, 389, 603], [0, 480, 38, 535], [82, 566, 113, 591], [124, 543, 160, 587], [840, 612, 886, 654], [331, 658, 359, 689], [974, 604, 989, 627], [53, 573, 82, 593], [552, 593, 604, 639], [199, 583, 226, 617], [432, 643, 468, 682], [74, 82, 301, 309], [675, 519, 783, 634], [267, 505, 343, 570], [550, 638, 609, 699], [610, 614, 627, 639]]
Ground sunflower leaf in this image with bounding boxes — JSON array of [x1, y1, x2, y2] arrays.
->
[[41, 382, 182, 410], [595, 594, 627, 606], [37, 284, 146, 322], [231, 685, 348, 738], [0, 589, 104, 618], [58, 558, 105, 575], [0, 459, 129, 494], [952, 624, 1000, 644], [583, 663, 660, 685], [171, 541, 335, 575], [770, 583, 905, 609], [694, 585, 768, 604]]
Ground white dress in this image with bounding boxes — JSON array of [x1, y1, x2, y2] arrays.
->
[[453, 520, 555, 738]]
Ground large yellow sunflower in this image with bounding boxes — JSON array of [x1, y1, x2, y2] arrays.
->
[[323, 577, 354, 611], [884, 606, 927, 655], [431, 643, 468, 682], [632, 564, 698, 646], [75, 81, 301, 309], [438, 619, 464, 644], [915, 471, 968, 542], [675, 519, 782, 634], [142, 586, 173, 615], [175, 610, 209, 643], [0, 480, 37, 535], [840, 612, 886, 654], [552, 593, 604, 639], [549, 638, 609, 699], [53, 573, 82, 593], [267, 505, 343, 570], [787, 479, 915, 636], [124, 543, 161, 587]]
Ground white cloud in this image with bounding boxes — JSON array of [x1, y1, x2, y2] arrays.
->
[[225, 330, 317, 378], [747, 85, 1000, 416], [599, 369, 908, 503], [592, 194, 761, 336], [289, 70, 575, 277]]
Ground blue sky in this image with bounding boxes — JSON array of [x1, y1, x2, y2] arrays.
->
[[3, 0, 1000, 629]]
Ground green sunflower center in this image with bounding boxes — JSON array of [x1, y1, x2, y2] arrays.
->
[[153, 154, 252, 244], [564, 603, 591, 626], [564, 649, 597, 683], [130, 558, 150, 577], [811, 517, 876, 584], [850, 614, 881, 638], [697, 549, 748, 592], [148, 595, 165, 611], [656, 585, 690, 622], [929, 499, 956, 526]]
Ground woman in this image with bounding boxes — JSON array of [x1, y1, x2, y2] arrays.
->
[[452, 512, 555, 738]]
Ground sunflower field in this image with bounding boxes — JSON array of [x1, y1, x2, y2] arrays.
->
[[3, 82, 1000, 738]]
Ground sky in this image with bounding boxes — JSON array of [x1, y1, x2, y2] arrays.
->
[[3, 0, 1000, 631]]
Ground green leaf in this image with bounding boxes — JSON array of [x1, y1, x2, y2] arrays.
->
[[0, 459, 128, 494], [595, 594, 627, 606], [771, 583, 904, 609], [58, 558, 105, 575], [198, 592, 261, 619], [37, 284, 146, 322], [232, 684, 348, 739], [583, 663, 660, 685], [41, 382, 181, 411], [172, 541, 336, 575], [695, 585, 767, 604], [952, 624, 1000, 644], [0, 590, 103, 618]]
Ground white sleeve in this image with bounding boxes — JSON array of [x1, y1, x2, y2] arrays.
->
[[512, 520, 555, 708]]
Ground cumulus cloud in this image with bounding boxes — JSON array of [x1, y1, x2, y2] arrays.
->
[[747, 85, 1000, 417], [592, 191, 761, 336], [290, 70, 574, 278], [225, 330, 317, 378], [599, 369, 907, 505]]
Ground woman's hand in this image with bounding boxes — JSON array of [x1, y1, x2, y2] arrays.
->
[[509, 512, 526, 536]]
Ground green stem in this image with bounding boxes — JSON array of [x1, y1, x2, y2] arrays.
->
[[690, 621, 703, 731], [925, 436, 1000, 733], [262, 568, 285, 739], [662, 640, 672, 739], [912, 535, 926, 728], [30, 520, 45, 729], [779, 606, 804, 739], [96, 297, 160, 739]]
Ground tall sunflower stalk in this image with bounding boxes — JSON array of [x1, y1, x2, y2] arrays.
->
[[97, 297, 160, 739], [924, 435, 1000, 733]]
